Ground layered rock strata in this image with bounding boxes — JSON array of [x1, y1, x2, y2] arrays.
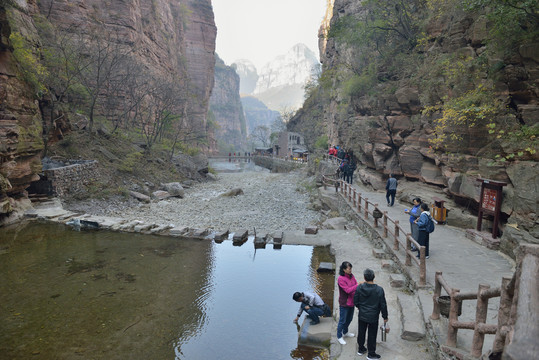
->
[[0, 0, 217, 221], [293, 0, 539, 247]]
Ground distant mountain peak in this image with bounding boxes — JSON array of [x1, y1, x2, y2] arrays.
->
[[253, 43, 320, 110], [232, 59, 259, 95]]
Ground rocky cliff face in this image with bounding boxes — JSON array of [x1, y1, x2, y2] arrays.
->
[[292, 0, 539, 246], [0, 0, 216, 221], [36, 0, 216, 139], [241, 96, 280, 135], [209, 55, 246, 151], [0, 1, 43, 218]]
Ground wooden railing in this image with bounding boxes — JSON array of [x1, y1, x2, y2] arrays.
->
[[323, 154, 341, 165], [322, 173, 427, 287], [431, 272, 515, 358]]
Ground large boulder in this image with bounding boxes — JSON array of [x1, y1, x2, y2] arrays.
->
[[505, 162, 539, 231], [446, 173, 481, 201], [152, 190, 171, 201], [395, 87, 419, 106], [357, 168, 386, 190], [420, 161, 445, 186], [221, 188, 244, 197], [129, 191, 151, 203], [162, 182, 185, 198], [399, 146, 423, 179]]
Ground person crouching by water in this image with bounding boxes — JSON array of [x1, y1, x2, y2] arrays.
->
[[337, 261, 358, 345], [354, 268, 388, 360], [292, 291, 329, 325]]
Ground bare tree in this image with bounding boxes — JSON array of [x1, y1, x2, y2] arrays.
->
[[72, 27, 134, 133], [250, 125, 271, 147]]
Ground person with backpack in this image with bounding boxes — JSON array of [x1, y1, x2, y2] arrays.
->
[[340, 159, 350, 181], [415, 203, 434, 259], [337, 147, 345, 160], [345, 159, 356, 184]]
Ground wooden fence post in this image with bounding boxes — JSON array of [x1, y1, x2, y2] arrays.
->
[[492, 277, 514, 354], [431, 271, 443, 320], [383, 212, 388, 238], [471, 284, 491, 357], [364, 200, 369, 220], [353, 189, 357, 207], [357, 193, 362, 212], [419, 249, 426, 287], [394, 221, 400, 250], [405, 234, 412, 266], [447, 288, 461, 347]]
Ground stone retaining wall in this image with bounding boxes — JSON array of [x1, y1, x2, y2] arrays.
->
[[44, 161, 99, 197], [253, 156, 305, 173]]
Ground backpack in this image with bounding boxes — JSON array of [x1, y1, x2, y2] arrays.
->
[[426, 215, 435, 233]]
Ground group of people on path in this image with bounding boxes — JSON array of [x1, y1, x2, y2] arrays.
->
[[329, 145, 357, 185], [293, 263, 388, 360], [405, 198, 434, 259], [387, 174, 435, 258]]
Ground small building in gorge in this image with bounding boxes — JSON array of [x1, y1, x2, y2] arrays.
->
[[277, 132, 307, 159]]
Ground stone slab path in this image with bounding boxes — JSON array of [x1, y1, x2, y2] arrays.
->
[[324, 180, 516, 357]]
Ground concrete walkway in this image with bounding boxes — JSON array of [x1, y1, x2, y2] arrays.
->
[[280, 229, 431, 359], [318, 179, 515, 359]]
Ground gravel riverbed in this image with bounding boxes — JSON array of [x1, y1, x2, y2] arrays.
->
[[66, 166, 322, 233]]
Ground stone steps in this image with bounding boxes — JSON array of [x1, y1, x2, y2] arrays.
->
[[397, 292, 426, 341]]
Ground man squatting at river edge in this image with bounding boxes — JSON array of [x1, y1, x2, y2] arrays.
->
[[292, 291, 331, 325]]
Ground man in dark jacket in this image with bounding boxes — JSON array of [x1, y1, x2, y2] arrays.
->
[[385, 174, 398, 206], [353, 269, 388, 360]]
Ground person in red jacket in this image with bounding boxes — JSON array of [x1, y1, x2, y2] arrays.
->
[[337, 261, 358, 345]]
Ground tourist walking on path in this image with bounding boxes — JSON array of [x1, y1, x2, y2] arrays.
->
[[415, 203, 433, 259], [337, 261, 359, 345], [404, 197, 422, 251], [353, 269, 388, 360], [385, 174, 398, 206], [292, 291, 329, 325], [340, 159, 349, 181], [345, 153, 356, 185]]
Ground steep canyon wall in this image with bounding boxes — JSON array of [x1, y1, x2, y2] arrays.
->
[[209, 55, 246, 152], [0, 0, 216, 219], [291, 0, 539, 249]]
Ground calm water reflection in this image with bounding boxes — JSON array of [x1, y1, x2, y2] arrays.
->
[[0, 222, 332, 359]]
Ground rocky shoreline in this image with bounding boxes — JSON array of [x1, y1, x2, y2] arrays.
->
[[63, 168, 321, 233]]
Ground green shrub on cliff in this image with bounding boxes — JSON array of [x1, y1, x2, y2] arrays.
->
[[9, 32, 47, 96], [462, 0, 539, 52], [119, 152, 143, 173]]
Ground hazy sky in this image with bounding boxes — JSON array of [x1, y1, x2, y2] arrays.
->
[[212, 0, 327, 70]]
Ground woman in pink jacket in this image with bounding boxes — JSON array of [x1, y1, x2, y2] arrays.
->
[[337, 261, 358, 345]]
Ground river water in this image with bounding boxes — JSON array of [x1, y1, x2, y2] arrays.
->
[[0, 221, 333, 359]]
